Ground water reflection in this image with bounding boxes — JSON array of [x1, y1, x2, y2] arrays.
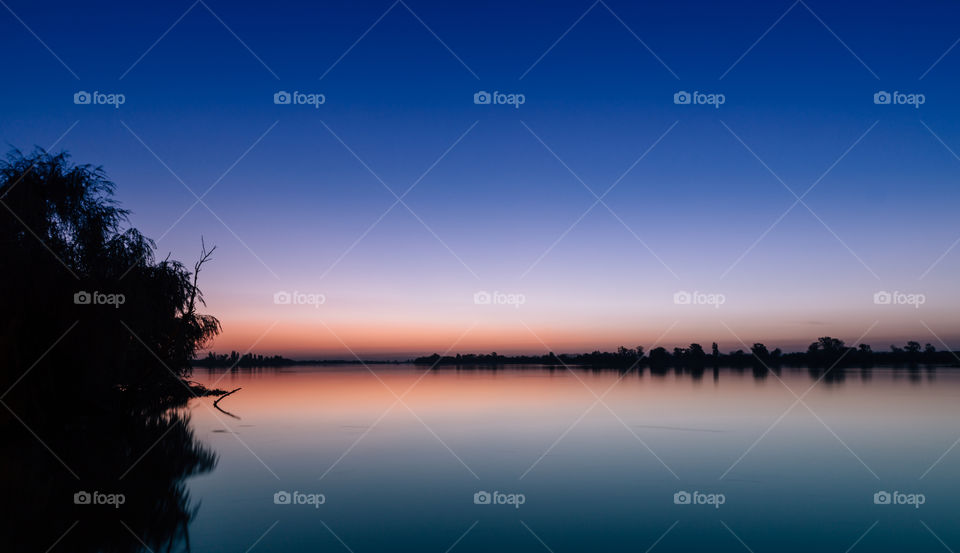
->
[[180, 364, 959, 553], [1, 402, 215, 553], [2, 363, 952, 553], [414, 363, 942, 386]]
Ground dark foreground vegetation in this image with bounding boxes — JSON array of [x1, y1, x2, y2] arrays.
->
[[1, 149, 223, 410], [0, 149, 222, 552], [413, 337, 960, 369]]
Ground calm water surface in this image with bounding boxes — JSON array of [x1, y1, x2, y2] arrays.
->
[[184, 365, 960, 552]]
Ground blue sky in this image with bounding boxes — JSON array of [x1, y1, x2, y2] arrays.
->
[[2, 0, 960, 356]]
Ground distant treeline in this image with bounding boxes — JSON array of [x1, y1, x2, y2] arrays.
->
[[412, 337, 960, 368], [194, 351, 296, 367], [197, 337, 959, 369], [193, 351, 401, 367]]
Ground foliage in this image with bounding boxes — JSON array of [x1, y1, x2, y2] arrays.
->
[[0, 148, 220, 414]]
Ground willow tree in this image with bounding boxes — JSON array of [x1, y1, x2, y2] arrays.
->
[[0, 148, 220, 412]]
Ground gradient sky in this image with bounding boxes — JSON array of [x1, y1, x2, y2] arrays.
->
[[3, 0, 960, 357]]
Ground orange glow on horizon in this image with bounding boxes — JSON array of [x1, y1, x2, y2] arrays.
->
[[199, 315, 958, 360]]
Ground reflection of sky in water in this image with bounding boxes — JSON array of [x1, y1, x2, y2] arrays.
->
[[186, 366, 960, 552]]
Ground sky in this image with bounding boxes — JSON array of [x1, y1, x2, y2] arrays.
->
[[2, 0, 960, 358]]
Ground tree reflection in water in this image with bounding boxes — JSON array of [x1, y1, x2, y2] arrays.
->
[[1, 398, 216, 553]]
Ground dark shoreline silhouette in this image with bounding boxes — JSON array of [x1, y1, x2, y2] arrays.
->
[[192, 337, 958, 370], [193, 351, 402, 367], [413, 338, 959, 369]]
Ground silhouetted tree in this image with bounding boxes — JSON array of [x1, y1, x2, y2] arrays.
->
[[686, 343, 706, 368], [807, 336, 849, 367], [648, 347, 670, 370], [0, 148, 221, 416], [0, 148, 225, 552], [856, 343, 875, 367], [751, 342, 769, 360]]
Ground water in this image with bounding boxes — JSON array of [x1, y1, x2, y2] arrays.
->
[[181, 365, 958, 552]]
